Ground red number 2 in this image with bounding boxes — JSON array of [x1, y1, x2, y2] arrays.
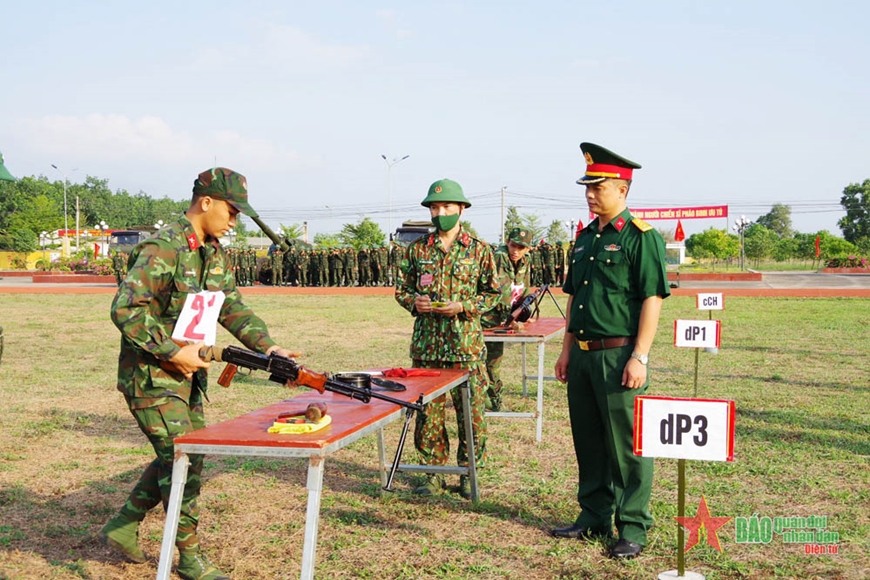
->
[[182, 294, 217, 340]]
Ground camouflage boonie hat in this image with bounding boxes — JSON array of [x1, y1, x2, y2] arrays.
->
[[507, 227, 533, 248], [193, 167, 258, 217]]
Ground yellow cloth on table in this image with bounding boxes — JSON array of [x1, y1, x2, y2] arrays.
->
[[267, 414, 331, 434]]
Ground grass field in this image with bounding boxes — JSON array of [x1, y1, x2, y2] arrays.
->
[[0, 292, 867, 580]]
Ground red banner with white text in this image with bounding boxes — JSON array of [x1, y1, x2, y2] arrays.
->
[[589, 205, 729, 222]]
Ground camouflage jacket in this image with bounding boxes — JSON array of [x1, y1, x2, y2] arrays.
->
[[481, 246, 531, 329], [395, 227, 501, 362], [111, 214, 277, 409]]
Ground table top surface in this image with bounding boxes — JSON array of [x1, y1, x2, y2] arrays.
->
[[483, 317, 566, 342], [174, 368, 468, 450]]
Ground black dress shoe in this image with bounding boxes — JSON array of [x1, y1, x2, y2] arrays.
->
[[609, 538, 643, 559], [550, 524, 611, 540]]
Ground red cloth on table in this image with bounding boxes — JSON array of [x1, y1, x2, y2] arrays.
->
[[383, 368, 441, 378]]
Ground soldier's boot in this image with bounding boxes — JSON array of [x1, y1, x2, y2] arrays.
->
[[412, 474, 444, 496], [459, 475, 472, 500], [485, 387, 502, 412], [177, 550, 230, 580], [98, 514, 147, 564]]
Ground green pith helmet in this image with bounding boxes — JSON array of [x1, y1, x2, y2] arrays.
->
[[421, 178, 471, 208]]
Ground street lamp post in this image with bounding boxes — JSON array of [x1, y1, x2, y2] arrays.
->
[[381, 154, 410, 237], [51, 164, 78, 255], [732, 215, 751, 271]]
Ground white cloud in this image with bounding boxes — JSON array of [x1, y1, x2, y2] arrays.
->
[[190, 23, 371, 73], [15, 114, 320, 172]]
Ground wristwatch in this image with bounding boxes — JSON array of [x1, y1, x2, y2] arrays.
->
[[630, 352, 649, 365]]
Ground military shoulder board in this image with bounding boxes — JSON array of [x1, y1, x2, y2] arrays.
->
[[632, 218, 653, 232]]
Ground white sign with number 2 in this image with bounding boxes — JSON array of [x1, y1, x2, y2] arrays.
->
[[171, 291, 225, 346]]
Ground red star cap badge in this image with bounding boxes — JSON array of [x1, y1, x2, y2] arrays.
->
[[675, 496, 733, 552]]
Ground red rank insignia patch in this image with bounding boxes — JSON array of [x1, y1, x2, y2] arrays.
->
[[614, 216, 626, 231], [460, 232, 470, 246], [187, 234, 200, 250]]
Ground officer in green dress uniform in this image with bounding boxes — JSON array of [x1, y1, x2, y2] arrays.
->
[[552, 143, 670, 560]]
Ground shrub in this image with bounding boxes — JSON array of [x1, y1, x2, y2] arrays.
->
[[826, 255, 869, 268]]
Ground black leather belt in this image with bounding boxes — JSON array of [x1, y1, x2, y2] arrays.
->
[[575, 336, 636, 351]]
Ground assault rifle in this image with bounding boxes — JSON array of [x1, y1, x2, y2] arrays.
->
[[203, 345, 424, 491], [504, 284, 549, 327]]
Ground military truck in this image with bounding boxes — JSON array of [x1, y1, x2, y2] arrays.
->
[[109, 229, 154, 254], [392, 220, 434, 246]]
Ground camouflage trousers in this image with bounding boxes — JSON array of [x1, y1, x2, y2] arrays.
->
[[412, 359, 488, 468], [119, 391, 205, 553], [484, 341, 505, 398]]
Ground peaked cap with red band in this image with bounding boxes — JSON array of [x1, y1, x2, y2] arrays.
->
[[576, 142, 642, 185]]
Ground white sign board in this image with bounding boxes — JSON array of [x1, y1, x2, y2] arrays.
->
[[172, 291, 226, 346], [696, 292, 724, 310], [674, 319, 721, 349], [633, 396, 735, 461]]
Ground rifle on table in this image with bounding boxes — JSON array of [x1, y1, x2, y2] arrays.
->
[[504, 284, 549, 327], [202, 345, 424, 491]]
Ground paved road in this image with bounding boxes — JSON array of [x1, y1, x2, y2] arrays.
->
[[678, 271, 870, 289]]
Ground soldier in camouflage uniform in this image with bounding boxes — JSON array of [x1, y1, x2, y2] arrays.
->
[[271, 249, 283, 286], [480, 228, 533, 412], [395, 179, 501, 499], [99, 167, 300, 580], [358, 248, 370, 287], [297, 249, 309, 287], [554, 241, 566, 285], [529, 246, 542, 286], [540, 240, 555, 285], [389, 242, 401, 287]]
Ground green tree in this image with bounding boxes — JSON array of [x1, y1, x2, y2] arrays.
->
[[756, 203, 793, 238], [313, 232, 342, 248], [838, 179, 870, 244], [503, 206, 523, 238], [743, 224, 779, 266], [545, 220, 569, 244], [685, 228, 738, 270], [279, 223, 305, 241], [338, 217, 386, 249]]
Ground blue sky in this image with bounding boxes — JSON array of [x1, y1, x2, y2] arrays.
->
[[2, 1, 867, 242]]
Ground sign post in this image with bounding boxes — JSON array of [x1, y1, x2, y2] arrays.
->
[[674, 318, 721, 396], [634, 396, 735, 579]]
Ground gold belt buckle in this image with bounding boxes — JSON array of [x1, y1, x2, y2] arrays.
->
[[577, 338, 590, 351]]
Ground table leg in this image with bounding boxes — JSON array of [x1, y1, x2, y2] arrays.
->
[[300, 455, 325, 580], [377, 428, 387, 489], [460, 380, 480, 503], [156, 450, 190, 580], [521, 343, 528, 397], [536, 340, 545, 443]]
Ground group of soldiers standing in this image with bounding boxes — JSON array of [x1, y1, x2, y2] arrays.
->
[[525, 239, 568, 286], [110, 238, 570, 288], [266, 244, 402, 287], [226, 248, 261, 287]]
